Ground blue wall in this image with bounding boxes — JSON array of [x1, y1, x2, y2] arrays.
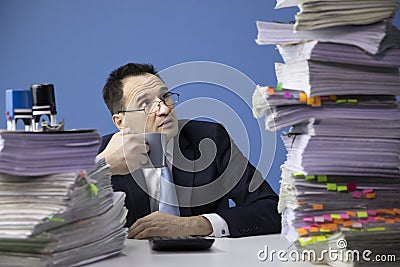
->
[[1, 0, 400, 193]]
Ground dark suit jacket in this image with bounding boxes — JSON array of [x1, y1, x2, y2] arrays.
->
[[98, 120, 281, 237]]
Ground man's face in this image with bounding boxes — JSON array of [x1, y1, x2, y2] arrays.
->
[[113, 73, 179, 140]]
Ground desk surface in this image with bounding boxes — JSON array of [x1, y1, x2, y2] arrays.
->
[[87, 234, 317, 267]]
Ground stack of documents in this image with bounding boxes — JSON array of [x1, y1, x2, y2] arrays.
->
[[0, 130, 101, 176], [275, 0, 399, 31], [253, 2, 400, 266], [0, 131, 127, 266]]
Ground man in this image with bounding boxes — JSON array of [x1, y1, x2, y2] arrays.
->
[[97, 63, 281, 239]]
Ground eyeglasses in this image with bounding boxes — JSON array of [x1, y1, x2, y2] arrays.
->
[[118, 92, 180, 115]]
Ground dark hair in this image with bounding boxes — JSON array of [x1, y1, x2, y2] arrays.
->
[[102, 63, 157, 115]]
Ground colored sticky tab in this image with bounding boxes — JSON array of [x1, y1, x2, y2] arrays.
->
[[299, 93, 307, 103], [294, 172, 304, 177], [327, 183, 337, 191], [343, 221, 353, 227], [367, 227, 385, 232], [303, 217, 314, 222], [385, 219, 395, 224], [320, 96, 329, 101], [331, 214, 341, 219], [283, 91, 291, 99], [323, 214, 332, 221], [347, 99, 358, 103], [305, 175, 315, 180], [303, 226, 312, 230], [312, 96, 321, 107], [312, 204, 324, 210], [337, 185, 347, 192], [362, 189, 373, 194], [314, 216, 324, 222], [47, 217, 65, 222], [340, 213, 349, 219], [367, 217, 377, 223], [365, 192, 376, 199], [310, 227, 319, 233], [88, 183, 98, 197], [276, 82, 283, 91], [357, 211, 368, 218], [320, 228, 330, 233], [347, 211, 357, 218], [352, 222, 362, 228], [336, 99, 346, 104], [316, 236, 327, 242], [317, 175, 327, 182], [367, 210, 377, 216], [267, 87, 275, 95], [297, 228, 308, 236], [351, 191, 362, 198], [394, 208, 400, 215], [299, 237, 316, 246], [347, 183, 357, 191], [329, 95, 337, 101]]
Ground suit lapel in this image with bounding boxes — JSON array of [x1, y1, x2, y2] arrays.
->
[[128, 169, 151, 219]]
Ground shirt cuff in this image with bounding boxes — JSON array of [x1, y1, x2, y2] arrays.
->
[[201, 213, 230, 238]]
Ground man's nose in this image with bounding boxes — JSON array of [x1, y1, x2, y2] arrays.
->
[[157, 100, 171, 115]]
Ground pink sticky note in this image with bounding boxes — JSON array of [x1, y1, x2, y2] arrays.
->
[[367, 210, 377, 216], [367, 217, 377, 223], [347, 183, 357, 191], [323, 214, 332, 221], [358, 219, 368, 224], [363, 189, 373, 194], [320, 96, 329, 101], [340, 213, 350, 219], [303, 217, 314, 222], [283, 92, 291, 99], [352, 191, 362, 198]]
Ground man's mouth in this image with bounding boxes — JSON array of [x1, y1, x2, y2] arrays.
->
[[158, 119, 174, 128]]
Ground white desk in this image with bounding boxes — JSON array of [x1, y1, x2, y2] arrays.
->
[[87, 234, 317, 267]]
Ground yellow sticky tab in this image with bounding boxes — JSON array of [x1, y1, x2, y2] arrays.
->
[[294, 172, 304, 177], [367, 227, 385, 232], [357, 211, 368, 218], [329, 95, 337, 101], [337, 185, 347, 192], [336, 99, 346, 104], [316, 236, 327, 242], [347, 99, 358, 103], [331, 214, 341, 219], [305, 175, 315, 180], [320, 228, 330, 233], [299, 93, 307, 103], [88, 183, 98, 197], [311, 96, 321, 107], [299, 237, 316, 246], [317, 175, 327, 183], [327, 183, 337, 191], [47, 217, 65, 222]]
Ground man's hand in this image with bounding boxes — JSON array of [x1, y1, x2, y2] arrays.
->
[[97, 128, 149, 175], [128, 211, 213, 239]]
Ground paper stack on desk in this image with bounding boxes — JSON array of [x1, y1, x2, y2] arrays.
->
[[0, 131, 127, 266], [253, 1, 400, 266]]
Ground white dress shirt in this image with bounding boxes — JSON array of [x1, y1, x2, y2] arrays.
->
[[141, 140, 230, 238]]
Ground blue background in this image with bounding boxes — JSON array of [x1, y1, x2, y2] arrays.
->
[[1, 0, 399, 193]]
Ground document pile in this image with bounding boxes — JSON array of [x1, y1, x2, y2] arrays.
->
[[253, 1, 400, 266], [0, 131, 127, 266]]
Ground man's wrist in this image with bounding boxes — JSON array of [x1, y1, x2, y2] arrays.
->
[[186, 216, 213, 236]]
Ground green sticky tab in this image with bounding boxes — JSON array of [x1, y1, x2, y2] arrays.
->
[[320, 228, 330, 233], [357, 211, 368, 218], [88, 183, 98, 197], [294, 172, 304, 177], [331, 214, 341, 219], [367, 227, 386, 232], [336, 99, 346, 104], [327, 183, 337, 191], [305, 175, 315, 180], [276, 82, 283, 91], [316, 236, 327, 242], [347, 99, 358, 103], [48, 217, 65, 222], [337, 185, 347, 192], [317, 175, 327, 182], [299, 237, 316, 246]]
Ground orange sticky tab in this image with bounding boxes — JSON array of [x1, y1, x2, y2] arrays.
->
[[299, 93, 307, 103], [343, 221, 353, 227], [321, 223, 337, 231], [329, 95, 337, 101], [393, 208, 400, 215], [347, 211, 357, 218], [312, 204, 324, 210], [312, 96, 321, 107], [395, 218, 400, 222], [297, 228, 308, 236], [376, 217, 386, 222], [376, 209, 386, 214], [385, 219, 395, 224], [297, 201, 307, 205], [267, 87, 275, 95], [365, 192, 376, 199], [307, 96, 314, 106], [333, 219, 344, 225], [310, 227, 319, 233]]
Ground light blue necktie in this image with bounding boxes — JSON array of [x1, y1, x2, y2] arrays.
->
[[159, 167, 180, 216]]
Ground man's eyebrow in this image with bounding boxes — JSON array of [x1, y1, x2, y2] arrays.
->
[[135, 92, 150, 104], [159, 86, 168, 94]]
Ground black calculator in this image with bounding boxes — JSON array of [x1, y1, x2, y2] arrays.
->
[[149, 236, 215, 251]]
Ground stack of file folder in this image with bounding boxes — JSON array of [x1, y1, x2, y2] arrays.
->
[[253, 1, 400, 266], [0, 130, 127, 266]]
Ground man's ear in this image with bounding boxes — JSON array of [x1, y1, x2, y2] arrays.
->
[[112, 113, 125, 130]]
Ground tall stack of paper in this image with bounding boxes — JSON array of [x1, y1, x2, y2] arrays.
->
[[0, 131, 127, 266], [253, 1, 400, 266]]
